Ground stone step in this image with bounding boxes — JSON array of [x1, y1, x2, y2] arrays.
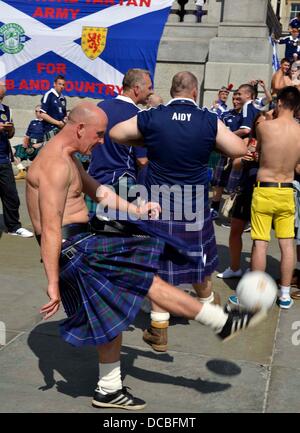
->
[[158, 37, 210, 62], [162, 22, 218, 39]]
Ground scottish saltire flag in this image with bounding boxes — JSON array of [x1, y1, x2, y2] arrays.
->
[[0, 0, 173, 98], [269, 36, 280, 72]]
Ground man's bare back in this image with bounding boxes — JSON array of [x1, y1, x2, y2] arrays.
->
[[256, 116, 300, 182], [26, 138, 89, 235]]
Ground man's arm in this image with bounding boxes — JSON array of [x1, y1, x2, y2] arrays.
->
[[215, 119, 247, 158], [109, 116, 145, 146], [234, 127, 251, 138], [76, 159, 159, 219], [40, 111, 65, 129], [258, 80, 273, 104], [38, 159, 71, 319]]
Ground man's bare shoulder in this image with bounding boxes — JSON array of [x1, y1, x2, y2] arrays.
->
[[27, 150, 72, 188], [259, 117, 300, 130]]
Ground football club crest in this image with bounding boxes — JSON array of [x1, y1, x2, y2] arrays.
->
[[0, 23, 27, 54], [81, 27, 107, 60]]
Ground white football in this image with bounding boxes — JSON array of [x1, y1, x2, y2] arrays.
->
[[236, 271, 277, 311]]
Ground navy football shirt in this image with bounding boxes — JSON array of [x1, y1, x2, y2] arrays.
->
[[89, 96, 145, 185], [137, 98, 218, 210], [41, 88, 67, 132]]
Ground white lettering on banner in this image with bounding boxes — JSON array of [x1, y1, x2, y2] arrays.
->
[[172, 113, 192, 121]]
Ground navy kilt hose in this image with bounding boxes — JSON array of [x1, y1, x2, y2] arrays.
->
[[59, 233, 165, 347]]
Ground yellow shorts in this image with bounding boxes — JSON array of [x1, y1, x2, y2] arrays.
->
[[251, 186, 295, 241]]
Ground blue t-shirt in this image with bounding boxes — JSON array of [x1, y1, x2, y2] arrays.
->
[[210, 100, 228, 119], [0, 103, 12, 164], [40, 88, 67, 132], [221, 109, 242, 132], [137, 98, 218, 210], [278, 36, 300, 62], [26, 119, 44, 142], [240, 101, 260, 132], [89, 97, 145, 185]]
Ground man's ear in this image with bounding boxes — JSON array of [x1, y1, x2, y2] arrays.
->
[[77, 123, 84, 137]]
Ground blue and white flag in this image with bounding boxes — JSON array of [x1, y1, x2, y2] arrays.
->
[[269, 36, 280, 72], [0, 0, 173, 98]]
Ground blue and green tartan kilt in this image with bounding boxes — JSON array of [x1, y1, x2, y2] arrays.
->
[[148, 209, 218, 285], [211, 156, 232, 188], [85, 194, 97, 215], [59, 233, 165, 347], [14, 144, 40, 161]]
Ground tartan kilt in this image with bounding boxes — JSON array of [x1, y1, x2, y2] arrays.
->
[[59, 233, 165, 347], [85, 194, 97, 215], [149, 209, 218, 285], [14, 144, 40, 161], [211, 156, 231, 187], [208, 151, 221, 169]]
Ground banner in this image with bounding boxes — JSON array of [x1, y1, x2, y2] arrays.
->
[[0, 0, 173, 98]]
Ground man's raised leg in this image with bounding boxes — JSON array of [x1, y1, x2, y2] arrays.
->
[[148, 276, 267, 341]]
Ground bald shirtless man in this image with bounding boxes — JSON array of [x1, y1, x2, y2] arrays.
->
[[251, 86, 300, 309], [26, 101, 265, 410]]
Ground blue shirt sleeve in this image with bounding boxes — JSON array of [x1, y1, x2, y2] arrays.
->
[[278, 37, 289, 45], [240, 104, 257, 130], [41, 93, 52, 114], [25, 120, 34, 137], [134, 146, 147, 158], [137, 109, 154, 139]]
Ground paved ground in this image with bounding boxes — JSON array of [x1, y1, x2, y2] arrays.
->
[[0, 180, 300, 413]]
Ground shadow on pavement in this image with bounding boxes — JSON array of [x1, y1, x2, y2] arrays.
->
[[27, 321, 232, 398], [216, 244, 280, 291]]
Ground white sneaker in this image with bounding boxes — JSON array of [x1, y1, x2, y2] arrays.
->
[[217, 267, 243, 279], [8, 227, 34, 238]]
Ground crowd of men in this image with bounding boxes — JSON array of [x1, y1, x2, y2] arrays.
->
[[1, 55, 300, 410]]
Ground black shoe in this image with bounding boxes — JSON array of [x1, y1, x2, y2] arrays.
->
[[217, 309, 267, 342], [92, 386, 146, 411]]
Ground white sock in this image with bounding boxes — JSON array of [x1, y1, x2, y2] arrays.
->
[[150, 311, 170, 322], [280, 285, 291, 299], [97, 361, 122, 395], [195, 303, 228, 333], [17, 163, 25, 171], [197, 293, 214, 304]]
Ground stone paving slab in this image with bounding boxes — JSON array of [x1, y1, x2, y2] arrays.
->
[[0, 322, 270, 413], [1, 180, 300, 413]]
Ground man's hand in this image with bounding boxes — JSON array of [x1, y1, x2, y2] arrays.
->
[[0, 122, 13, 132], [58, 120, 65, 129], [137, 202, 161, 220], [40, 284, 61, 320], [258, 79, 266, 89]]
